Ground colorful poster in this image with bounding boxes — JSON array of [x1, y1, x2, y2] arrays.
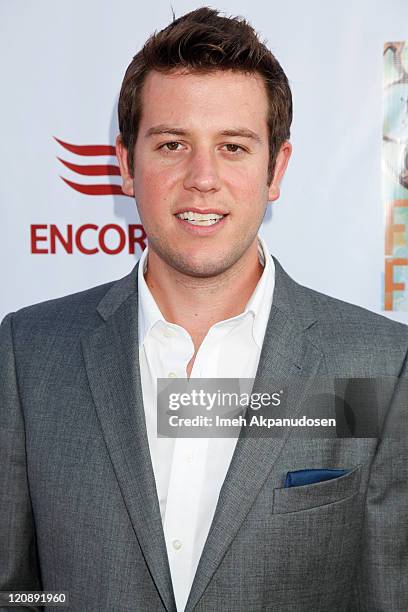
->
[[383, 42, 408, 310]]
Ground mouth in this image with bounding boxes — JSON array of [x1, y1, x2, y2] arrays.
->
[[175, 210, 228, 226]]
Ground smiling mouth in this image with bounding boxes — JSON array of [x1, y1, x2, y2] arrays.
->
[[175, 211, 227, 226]]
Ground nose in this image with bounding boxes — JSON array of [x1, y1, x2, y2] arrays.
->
[[183, 148, 221, 193]]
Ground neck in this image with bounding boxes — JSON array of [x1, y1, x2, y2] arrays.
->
[[144, 240, 263, 351]]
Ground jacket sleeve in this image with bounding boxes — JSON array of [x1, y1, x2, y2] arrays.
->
[[0, 313, 43, 610], [355, 348, 408, 610]]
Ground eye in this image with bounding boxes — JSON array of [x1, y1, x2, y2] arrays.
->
[[223, 143, 246, 154], [159, 141, 183, 152]]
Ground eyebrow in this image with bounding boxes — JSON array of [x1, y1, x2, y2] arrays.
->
[[145, 125, 262, 143]]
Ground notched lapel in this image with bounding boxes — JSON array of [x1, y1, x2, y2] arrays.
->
[[81, 269, 176, 612], [185, 266, 324, 612]]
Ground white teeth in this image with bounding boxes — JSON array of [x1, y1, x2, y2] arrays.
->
[[188, 219, 219, 226], [176, 211, 224, 226]]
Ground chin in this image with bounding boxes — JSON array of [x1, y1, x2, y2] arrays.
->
[[171, 258, 232, 278], [160, 249, 240, 279], [148, 235, 254, 279]]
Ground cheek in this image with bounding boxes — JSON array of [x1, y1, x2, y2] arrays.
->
[[133, 171, 173, 226], [231, 167, 269, 204], [134, 161, 180, 198], [134, 168, 167, 205]]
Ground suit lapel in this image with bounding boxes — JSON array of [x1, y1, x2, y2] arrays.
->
[[81, 265, 176, 612], [185, 260, 323, 612], [80, 257, 323, 612]]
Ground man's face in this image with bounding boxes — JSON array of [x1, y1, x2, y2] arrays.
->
[[117, 69, 291, 278]]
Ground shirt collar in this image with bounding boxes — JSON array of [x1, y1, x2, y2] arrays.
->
[[244, 235, 275, 348], [138, 245, 164, 346], [137, 236, 275, 349]]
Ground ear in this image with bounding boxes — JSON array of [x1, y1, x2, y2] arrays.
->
[[116, 135, 135, 197], [268, 141, 292, 202]]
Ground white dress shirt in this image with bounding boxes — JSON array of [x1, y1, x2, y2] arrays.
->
[[138, 237, 275, 611]]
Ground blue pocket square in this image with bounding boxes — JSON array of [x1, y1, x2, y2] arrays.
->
[[284, 468, 349, 488]]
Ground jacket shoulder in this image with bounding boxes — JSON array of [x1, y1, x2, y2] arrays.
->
[[298, 284, 408, 367], [5, 267, 137, 339], [12, 281, 113, 328], [273, 258, 408, 350], [308, 285, 406, 333]]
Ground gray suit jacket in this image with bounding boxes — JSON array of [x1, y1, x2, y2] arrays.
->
[[1, 258, 407, 611]]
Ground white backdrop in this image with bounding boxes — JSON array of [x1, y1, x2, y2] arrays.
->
[[1, 0, 408, 324]]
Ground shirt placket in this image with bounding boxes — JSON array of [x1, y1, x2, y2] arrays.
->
[[163, 330, 221, 610], [163, 436, 209, 611]]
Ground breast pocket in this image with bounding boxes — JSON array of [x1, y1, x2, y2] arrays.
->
[[272, 464, 362, 514]]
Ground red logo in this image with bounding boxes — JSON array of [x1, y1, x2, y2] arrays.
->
[[55, 137, 129, 196], [28, 137, 147, 254]]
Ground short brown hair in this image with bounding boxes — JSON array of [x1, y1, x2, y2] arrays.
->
[[118, 6, 292, 182]]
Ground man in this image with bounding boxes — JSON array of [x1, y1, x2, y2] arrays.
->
[[0, 7, 407, 611]]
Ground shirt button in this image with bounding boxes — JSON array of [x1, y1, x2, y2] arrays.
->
[[172, 539, 182, 550], [185, 452, 194, 464], [168, 372, 177, 378]]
